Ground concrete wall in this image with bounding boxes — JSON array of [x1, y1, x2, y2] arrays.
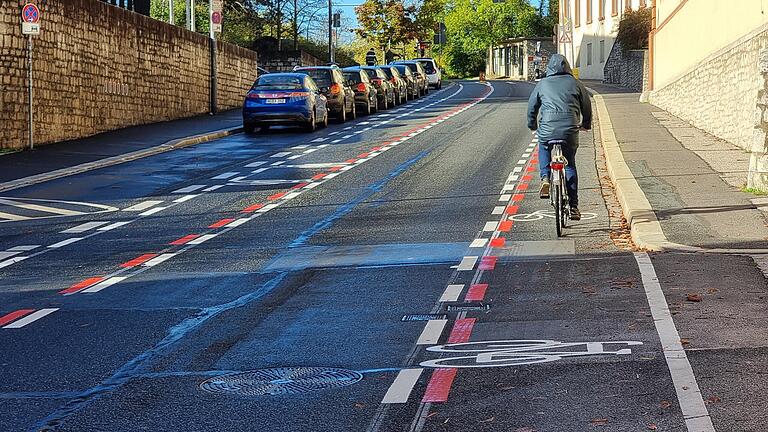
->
[[561, 0, 645, 80], [0, 0, 258, 150], [653, 0, 768, 89], [603, 45, 648, 92]]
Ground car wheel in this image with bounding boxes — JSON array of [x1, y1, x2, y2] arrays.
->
[[321, 110, 329, 128], [350, 103, 357, 120], [425, 86, 429, 95], [438, 81, 442, 89], [337, 103, 347, 123], [305, 110, 317, 132], [244, 123, 256, 134]]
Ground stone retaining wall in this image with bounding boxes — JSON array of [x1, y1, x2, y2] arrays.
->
[[0, 0, 258, 150], [260, 50, 324, 73], [603, 45, 648, 92]]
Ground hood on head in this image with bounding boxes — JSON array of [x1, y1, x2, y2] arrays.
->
[[546, 53, 573, 76]]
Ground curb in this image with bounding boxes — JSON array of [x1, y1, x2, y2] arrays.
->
[[590, 89, 768, 255], [0, 127, 243, 194]]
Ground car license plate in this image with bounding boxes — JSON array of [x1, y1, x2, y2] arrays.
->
[[265, 98, 286, 104]]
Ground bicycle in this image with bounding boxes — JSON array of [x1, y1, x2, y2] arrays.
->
[[547, 139, 570, 237]]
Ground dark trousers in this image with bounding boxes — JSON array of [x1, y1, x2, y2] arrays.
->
[[538, 140, 579, 207]]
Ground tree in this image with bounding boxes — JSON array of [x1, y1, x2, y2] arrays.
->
[[355, 0, 417, 52]]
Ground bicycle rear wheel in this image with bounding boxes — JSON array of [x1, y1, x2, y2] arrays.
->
[[553, 177, 563, 237], [559, 171, 569, 230]]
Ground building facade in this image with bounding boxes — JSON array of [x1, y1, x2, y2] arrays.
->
[[559, 0, 647, 80], [487, 38, 556, 81]]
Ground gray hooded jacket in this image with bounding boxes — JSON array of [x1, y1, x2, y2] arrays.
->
[[527, 54, 592, 144]]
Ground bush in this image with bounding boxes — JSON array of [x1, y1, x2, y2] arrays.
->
[[616, 8, 651, 51]]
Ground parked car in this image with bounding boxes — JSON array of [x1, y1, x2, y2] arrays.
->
[[391, 64, 419, 100], [354, 66, 396, 110], [257, 66, 271, 77], [342, 68, 378, 115], [414, 58, 442, 89], [294, 66, 356, 122], [381, 66, 408, 105], [392, 61, 429, 96], [243, 73, 329, 133]]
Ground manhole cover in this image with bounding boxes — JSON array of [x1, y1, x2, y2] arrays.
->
[[200, 367, 363, 396]]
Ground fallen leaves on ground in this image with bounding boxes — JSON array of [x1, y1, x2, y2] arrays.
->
[[680, 338, 691, 346], [479, 416, 495, 423], [706, 396, 722, 404], [590, 418, 609, 426], [659, 400, 672, 409], [515, 427, 537, 432], [648, 424, 658, 430], [686, 293, 703, 302], [354, 403, 365, 409]]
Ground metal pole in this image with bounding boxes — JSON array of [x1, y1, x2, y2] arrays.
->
[[168, 0, 174, 24], [328, 0, 333, 62], [209, 1, 217, 115], [190, 0, 195, 32], [28, 34, 33, 151]]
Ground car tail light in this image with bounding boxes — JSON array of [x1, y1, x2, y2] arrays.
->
[[356, 83, 367, 92], [286, 92, 310, 97], [372, 78, 383, 86], [246, 92, 260, 100], [390, 77, 397, 84], [330, 83, 341, 95], [550, 162, 565, 170]]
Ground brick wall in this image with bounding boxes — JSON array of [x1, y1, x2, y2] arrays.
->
[[649, 27, 766, 153], [603, 45, 648, 92], [260, 50, 324, 72], [0, 0, 258, 150]]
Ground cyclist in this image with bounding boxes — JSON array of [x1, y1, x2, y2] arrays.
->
[[526, 53, 592, 220]]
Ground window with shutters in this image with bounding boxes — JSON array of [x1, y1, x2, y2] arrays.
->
[[599, 0, 605, 20], [586, 0, 592, 23], [575, 0, 581, 27], [611, 0, 618, 16]]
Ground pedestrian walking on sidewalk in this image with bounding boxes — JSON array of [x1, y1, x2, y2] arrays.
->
[[366, 49, 378, 66], [526, 53, 592, 220]]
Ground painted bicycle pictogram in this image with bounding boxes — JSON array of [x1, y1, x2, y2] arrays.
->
[[509, 209, 598, 222], [419, 339, 643, 368]]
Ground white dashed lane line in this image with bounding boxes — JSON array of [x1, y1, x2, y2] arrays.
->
[[123, 200, 164, 211]]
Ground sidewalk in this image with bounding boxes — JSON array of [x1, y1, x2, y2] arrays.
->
[[586, 80, 768, 250], [0, 109, 242, 190]]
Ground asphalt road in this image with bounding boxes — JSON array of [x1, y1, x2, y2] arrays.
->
[[1, 80, 765, 432]]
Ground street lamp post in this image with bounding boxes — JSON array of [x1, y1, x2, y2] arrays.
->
[[328, 0, 333, 63], [168, 0, 174, 24]]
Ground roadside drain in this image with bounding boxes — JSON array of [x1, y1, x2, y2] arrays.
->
[[200, 367, 363, 396]]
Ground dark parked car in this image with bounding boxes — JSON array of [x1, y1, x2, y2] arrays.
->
[[392, 61, 429, 96], [243, 73, 328, 133], [392, 64, 419, 100], [354, 66, 396, 110], [294, 66, 356, 122], [342, 68, 378, 115], [381, 66, 407, 105]]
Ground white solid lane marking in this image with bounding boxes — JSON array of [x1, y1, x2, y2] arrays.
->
[[60, 221, 110, 234], [98, 221, 132, 231], [0, 251, 21, 260], [470, 238, 488, 248], [188, 234, 218, 245], [417, 319, 447, 345], [492, 206, 505, 215], [81, 276, 128, 293], [48, 237, 85, 248], [283, 192, 301, 200], [173, 194, 198, 203], [143, 253, 177, 267], [483, 221, 498, 232], [0, 256, 28, 268], [211, 172, 240, 180], [634, 252, 715, 432], [226, 218, 251, 228], [258, 203, 280, 213], [123, 200, 163, 212], [271, 152, 291, 158], [245, 161, 267, 168], [499, 194, 512, 202], [172, 185, 207, 194], [457, 256, 478, 271], [3, 308, 58, 329], [139, 207, 167, 217], [306, 183, 321, 189], [440, 284, 465, 302], [8, 245, 40, 251], [203, 185, 225, 192], [381, 368, 423, 404], [283, 163, 344, 169], [0, 199, 82, 216]]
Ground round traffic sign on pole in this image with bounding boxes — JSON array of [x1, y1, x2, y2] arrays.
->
[[22, 3, 40, 24]]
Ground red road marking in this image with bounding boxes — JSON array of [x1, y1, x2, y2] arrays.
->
[[522, 175, 533, 181], [242, 203, 265, 213], [209, 218, 235, 228], [357, 153, 370, 158], [447, 318, 476, 343], [518, 184, 529, 191], [422, 368, 458, 403], [511, 194, 524, 202], [490, 237, 506, 247], [60, 277, 105, 295], [371, 146, 383, 151], [268, 192, 287, 201], [479, 256, 498, 270], [345, 159, 358, 164], [498, 221, 513, 232], [290, 182, 310, 190], [328, 166, 344, 172], [465, 284, 488, 301], [170, 234, 200, 245], [530, 158, 538, 164], [311, 173, 328, 180], [120, 253, 159, 268], [0, 309, 35, 327], [506, 205, 520, 215], [526, 166, 536, 172]]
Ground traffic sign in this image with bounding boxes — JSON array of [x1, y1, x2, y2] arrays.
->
[[559, 32, 573, 44], [22, 22, 40, 35], [22, 3, 40, 23], [210, 0, 223, 33]]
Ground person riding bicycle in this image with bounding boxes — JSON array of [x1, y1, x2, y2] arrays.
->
[[526, 53, 592, 220]]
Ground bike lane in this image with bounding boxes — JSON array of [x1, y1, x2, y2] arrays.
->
[[382, 119, 693, 431]]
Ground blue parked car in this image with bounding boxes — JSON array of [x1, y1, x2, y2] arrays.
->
[[243, 73, 329, 133]]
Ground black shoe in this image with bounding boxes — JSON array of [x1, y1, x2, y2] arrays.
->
[[570, 207, 581, 220], [539, 179, 550, 199]]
